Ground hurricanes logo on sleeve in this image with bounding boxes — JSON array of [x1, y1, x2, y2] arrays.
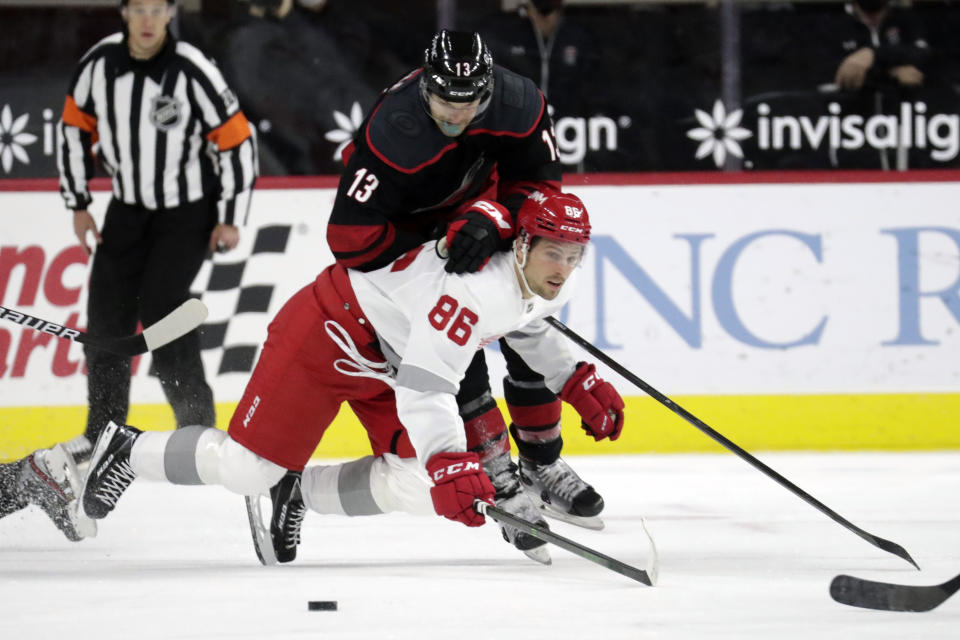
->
[[149, 95, 183, 131]]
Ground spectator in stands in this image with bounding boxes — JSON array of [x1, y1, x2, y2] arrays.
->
[[829, 0, 931, 169], [223, 0, 409, 174], [479, 1, 597, 120], [477, 2, 659, 172], [834, 0, 929, 92]]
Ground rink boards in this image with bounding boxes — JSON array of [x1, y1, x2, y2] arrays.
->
[[1, 173, 959, 459]]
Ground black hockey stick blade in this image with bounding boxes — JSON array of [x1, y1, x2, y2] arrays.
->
[[475, 500, 657, 585], [830, 571, 960, 612], [544, 315, 919, 570], [0, 299, 208, 356]]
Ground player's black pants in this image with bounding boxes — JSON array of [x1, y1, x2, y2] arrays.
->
[[84, 198, 216, 442]]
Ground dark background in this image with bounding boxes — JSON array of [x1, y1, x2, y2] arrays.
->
[[1, 0, 957, 177]]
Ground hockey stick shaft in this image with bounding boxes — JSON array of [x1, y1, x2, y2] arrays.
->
[[0, 299, 208, 356], [545, 315, 919, 570], [474, 499, 655, 585], [830, 571, 960, 611]]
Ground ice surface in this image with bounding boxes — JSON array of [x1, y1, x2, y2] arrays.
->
[[1, 452, 958, 639]]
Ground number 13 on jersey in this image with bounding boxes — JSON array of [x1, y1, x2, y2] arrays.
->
[[428, 295, 478, 346]]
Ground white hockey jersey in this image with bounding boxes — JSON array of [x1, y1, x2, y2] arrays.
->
[[348, 241, 578, 463]]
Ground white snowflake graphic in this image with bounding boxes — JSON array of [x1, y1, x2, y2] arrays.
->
[[686, 100, 752, 168], [324, 102, 364, 162], [0, 104, 38, 173]]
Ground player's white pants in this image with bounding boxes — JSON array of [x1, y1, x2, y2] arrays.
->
[[129, 426, 286, 495], [128, 426, 433, 515], [301, 453, 433, 516]]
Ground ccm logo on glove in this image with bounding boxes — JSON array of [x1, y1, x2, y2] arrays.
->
[[560, 362, 625, 441], [430, 459, 481, 482], [425, 451, 495, 527]]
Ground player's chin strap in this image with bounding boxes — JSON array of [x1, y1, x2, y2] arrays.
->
[[441, 233, 537, 299], [513, 234, 535, 299], [324, 320, 396, 388]]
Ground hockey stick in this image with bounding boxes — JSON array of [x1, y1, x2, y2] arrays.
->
[[830, 570, 960, 612], [0, 299, 208, 356], [544, 315, 919, 570], [245, 488, 659, 580], [474, 499, 658, 585]]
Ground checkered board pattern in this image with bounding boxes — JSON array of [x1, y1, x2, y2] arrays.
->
[[188, 224, 293, 375]]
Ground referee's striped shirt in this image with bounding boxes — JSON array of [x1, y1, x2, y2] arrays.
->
[[57, 31, 258, 226]]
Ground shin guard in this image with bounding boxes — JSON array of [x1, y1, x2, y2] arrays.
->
[[504, 376, 563, 465]]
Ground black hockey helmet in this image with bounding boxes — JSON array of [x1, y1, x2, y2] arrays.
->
[[420, 30, 494, 104]]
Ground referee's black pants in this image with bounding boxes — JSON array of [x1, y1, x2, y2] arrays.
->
[[84, 198, 216, 442]]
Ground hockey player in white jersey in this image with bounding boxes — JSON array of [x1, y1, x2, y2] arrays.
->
[[80, 190, 625, 564]]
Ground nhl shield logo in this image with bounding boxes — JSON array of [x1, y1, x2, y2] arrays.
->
[[150, 95, 182, 131]]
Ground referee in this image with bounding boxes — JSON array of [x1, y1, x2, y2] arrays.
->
[[56, 0, 258, 462]]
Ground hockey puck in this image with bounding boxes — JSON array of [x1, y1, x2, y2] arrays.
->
[[307, 601, 338, 611]]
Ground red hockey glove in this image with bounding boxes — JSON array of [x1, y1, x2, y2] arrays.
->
[[425, 451, 495, 527], [560, 362, 625, 441], [444, 200, 513, 274]]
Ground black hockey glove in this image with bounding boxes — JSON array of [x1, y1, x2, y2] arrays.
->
[[443, 200, 513, 274]]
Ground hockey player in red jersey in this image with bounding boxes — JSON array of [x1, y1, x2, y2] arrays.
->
[[327, 29, 611, 552], [80, 190, 625, 565]]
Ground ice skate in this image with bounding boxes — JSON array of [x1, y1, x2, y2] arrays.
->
[[482, 452, 551, 564], [81, 420, 140, 519], [519, 456, 605, 530], [495, 486, 552, 565], [63, 433, 93, 466], [270, 471, 306, 564], [19, 444, 97, 541]]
